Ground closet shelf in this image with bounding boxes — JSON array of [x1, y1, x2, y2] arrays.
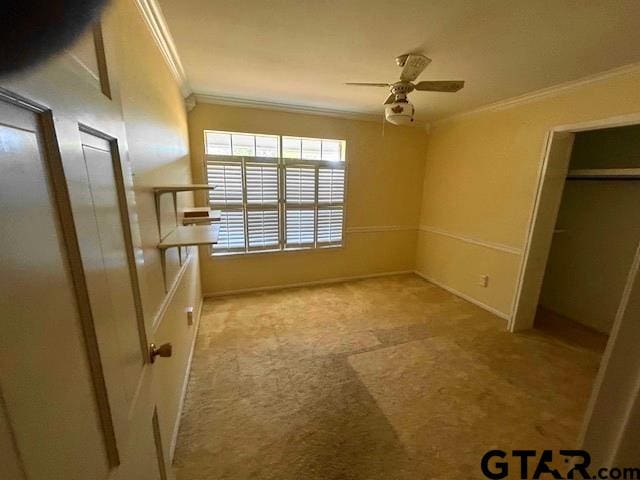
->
[[158, 225, 220, 249], [567, 168, 640, 179]]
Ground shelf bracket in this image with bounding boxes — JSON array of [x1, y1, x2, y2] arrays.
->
[[160, 248, 168, 292], [153, 185, 218, 291], [172, 191, 178, 226], [154, 191, 162, 240]]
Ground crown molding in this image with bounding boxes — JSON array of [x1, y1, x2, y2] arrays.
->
[[134, 0, 191, 97], [194, 93, 432, 129], [434, 61, 640, 127], [194, 93, 387, 123]]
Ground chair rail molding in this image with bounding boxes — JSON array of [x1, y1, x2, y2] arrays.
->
[[419, 225, 522, 255], [346, 225, 417, 233]]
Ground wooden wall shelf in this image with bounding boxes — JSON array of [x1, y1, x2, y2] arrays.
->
[[158, 225, 220, 249], [182, 208, 222, 225], [152, 184, 215, 193], [153, 184, 219, 290], [153, 184, 217, 238]]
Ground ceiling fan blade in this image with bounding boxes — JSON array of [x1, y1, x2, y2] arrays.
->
[[345, 82, 390, 87], [400, 54, 431, 81], [384, 93, 396, 104], [414, 80, 465, 92]]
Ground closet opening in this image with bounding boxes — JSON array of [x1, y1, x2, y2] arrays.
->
[[512, 118, 640, 467], [535, 124, 640, 349]]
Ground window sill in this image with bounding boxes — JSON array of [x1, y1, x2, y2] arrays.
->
[[209, 244, 343, 259]]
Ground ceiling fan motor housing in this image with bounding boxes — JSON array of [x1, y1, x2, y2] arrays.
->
[[385, 100, 415, 126], [344, 54, 463, 125]]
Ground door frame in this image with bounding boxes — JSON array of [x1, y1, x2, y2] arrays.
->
[[509, 111, 640, 466], [510, 111, 640, 332]]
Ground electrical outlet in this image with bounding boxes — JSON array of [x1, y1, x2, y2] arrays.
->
[[478, 274, 489, 288], [186, 306, 194, 326]]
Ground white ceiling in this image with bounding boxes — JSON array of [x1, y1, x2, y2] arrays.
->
[[158, 0, 640, 122]]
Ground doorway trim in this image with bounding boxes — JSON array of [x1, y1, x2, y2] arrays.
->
[[509, 111, 640, 467], [510, 111, 640, 332]]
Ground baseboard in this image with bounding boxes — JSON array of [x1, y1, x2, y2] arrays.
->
[[168, 294, 204, 464], [413, 270, 510, 321], [203, 270, 414, 297]]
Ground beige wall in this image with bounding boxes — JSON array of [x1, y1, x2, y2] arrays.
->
[[110, 0, 200, 460], [540, 182, 640, 333], [415, 66, 640, 318], [188, 104, 427, 294], [570, 124, 640, 169]]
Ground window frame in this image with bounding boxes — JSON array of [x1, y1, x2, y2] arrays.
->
[[203, 131, 347, 256]]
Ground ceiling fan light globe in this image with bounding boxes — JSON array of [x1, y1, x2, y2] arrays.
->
[[385, 101, 415, 126]]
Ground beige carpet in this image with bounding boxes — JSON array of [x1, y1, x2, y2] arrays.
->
[[173, 274, 606, 480]]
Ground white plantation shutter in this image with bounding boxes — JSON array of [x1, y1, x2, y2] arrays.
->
[[246, 161, 279, 205], [317, 207, 343, 244], [247, 210, 279, 248], [246, 161, 279, 250], [207, 160, 243, 206], [286, 209, 315, 246], [284, 163, 317, 248], [217, 210, 245, 251], [205, 133, 346, 255], [207, 158, 245, 252], [318, 168, 345, 204], [285, 165, 316, 204], [317, 166, 345, 245]]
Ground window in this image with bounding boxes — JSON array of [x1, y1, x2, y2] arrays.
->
[[205, 130, 346, 255]]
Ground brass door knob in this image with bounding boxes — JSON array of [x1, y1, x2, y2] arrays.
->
[[149, 342, 172, 363]]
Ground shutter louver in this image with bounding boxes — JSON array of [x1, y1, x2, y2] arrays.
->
[[248, 210, 279, 248], [246, 161, 280, 251], [207, 161, 243, 206], [286, 209, 315, 246], [318, 167, 345, 204], [317, 207, 343, 244], [285, 165, 316, 204], [246, 162, 279, 205], [285, 164, 316, 247], [317, 166, 344, 245], [215, 209, 245, 251], [207, 159, 245, 251]]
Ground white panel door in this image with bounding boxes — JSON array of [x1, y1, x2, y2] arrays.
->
[[0, 99, 114, 479], [0, 15, 170, 480]]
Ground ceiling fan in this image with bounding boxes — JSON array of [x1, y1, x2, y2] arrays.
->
[[346, 54, 464, 125]]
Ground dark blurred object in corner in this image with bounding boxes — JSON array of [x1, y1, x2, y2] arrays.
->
[[0, 0, 108, 77]]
